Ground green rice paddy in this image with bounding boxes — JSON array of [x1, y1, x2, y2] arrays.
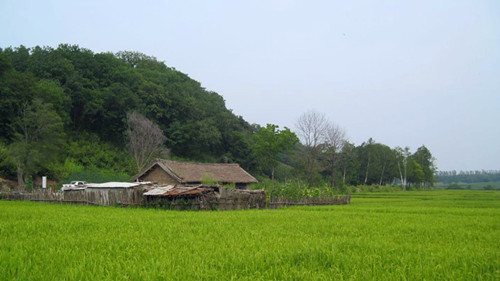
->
[[1, 190, 499, 280]]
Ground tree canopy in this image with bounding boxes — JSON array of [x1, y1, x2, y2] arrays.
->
[[0, 44, 437, 190], [253, 124, 298, 183]]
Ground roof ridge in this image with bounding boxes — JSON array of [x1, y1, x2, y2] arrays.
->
[[163, 159, 240, 166], [148, 159, 258, 184]]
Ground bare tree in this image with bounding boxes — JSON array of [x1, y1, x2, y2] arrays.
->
[[126, 112, 168, 173], [9, 99, 64, 190], [296, 110, 328, 149], [296, 110, 328, 187], [323, 122, 347, 189]]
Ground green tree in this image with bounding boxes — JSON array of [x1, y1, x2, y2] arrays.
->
[[8, 99, 65, 189], [412, 145, 436, 187], [0, 68, 36, 140], [37, 79, 71, 124], [253, 124, 298, 186], [338, 141, 358, 186], [3, 45, 30, 72], [0, 50, 11, 75], [354, 138, 399, 186], [373, 143, 397, 185], [356, 138, 376, 185], [407, 160, 425, 187]]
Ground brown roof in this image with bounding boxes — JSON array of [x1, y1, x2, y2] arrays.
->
[[136, 159, 258, 184]]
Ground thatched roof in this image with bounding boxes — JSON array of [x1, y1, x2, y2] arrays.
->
[[135, 159, 258, 184]]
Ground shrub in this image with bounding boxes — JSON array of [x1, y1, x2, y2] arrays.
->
[[483, 185, 494, 190]]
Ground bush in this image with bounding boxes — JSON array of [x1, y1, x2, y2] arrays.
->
[[62, 169, 131, 185], [446, 183, 463, 190], [483, 185, 494, 190], [66, 134, 135, 175], [353, 185, 402, 192], [0, 142, 15, 179], [253, 179, 348, 200]]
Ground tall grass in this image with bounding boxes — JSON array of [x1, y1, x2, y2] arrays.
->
[[254, 179, 407, 200], [0, 190, 498, 280], [254, 179, 346, 200]]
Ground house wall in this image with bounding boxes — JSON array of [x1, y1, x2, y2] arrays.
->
[[235, 183, 249, 190], [140, 166, 180, 185]]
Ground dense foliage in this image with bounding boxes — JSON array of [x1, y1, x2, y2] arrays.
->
[[0, 44, 436, 190], [1, 190, 498, 280], [0, 44, 255, 185], [277, 139, 436, 192]]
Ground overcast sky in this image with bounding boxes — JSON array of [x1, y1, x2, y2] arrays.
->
[[1, 0, 499, 171]]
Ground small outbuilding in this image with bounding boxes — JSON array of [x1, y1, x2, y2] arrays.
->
[[62, 181, 154, 206], [133, 159, 258, 189], [142, 184, 266, 210]]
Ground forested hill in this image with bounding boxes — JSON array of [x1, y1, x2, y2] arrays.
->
[[0, 44, 256, 180], [0, 44, 437, 190]]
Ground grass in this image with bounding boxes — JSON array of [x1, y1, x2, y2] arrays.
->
[[0, 190, 499, 280]]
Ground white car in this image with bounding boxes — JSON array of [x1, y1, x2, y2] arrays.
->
[[61, 181, 88, 191]]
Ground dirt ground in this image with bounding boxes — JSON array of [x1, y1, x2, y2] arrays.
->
[[0, 177, 17, 190]]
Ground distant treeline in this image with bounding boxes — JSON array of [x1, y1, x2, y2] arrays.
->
[[436, 170, 500, 183]]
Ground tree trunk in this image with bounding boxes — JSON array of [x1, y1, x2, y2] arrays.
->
[[271, 167, 275, 189], [17, 165, 25, 190], [397, 162, 405, 191], [379, 161, 386, 185], [307, 154, 315, 188], [364, 158, 370, 185], [330, 159, 336, 188], [403, 161, 407, 191], [342, 168, 347, 186]]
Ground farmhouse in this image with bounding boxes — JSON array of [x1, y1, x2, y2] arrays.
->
[[133, 159, 258, 189]]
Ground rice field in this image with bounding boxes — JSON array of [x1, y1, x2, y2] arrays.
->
[[0, 190, 499, 280]]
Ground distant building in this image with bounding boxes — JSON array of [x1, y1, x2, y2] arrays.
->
[[133, 159, 258, 189]]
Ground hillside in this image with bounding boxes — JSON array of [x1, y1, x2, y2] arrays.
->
[[0, 44, 256, 183]]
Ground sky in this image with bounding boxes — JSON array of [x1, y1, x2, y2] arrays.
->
[[1, 0, 499, 171]]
